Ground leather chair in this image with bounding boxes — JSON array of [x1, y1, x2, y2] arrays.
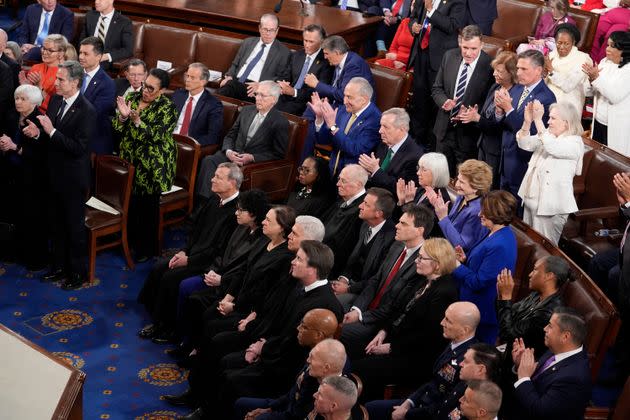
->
[[369, 63, 413, 110], [195, 31, 245, 81], [85, 155, 135, 282], [157, 134, 201, 252], [560, 137, 630, 269], [241, 112, 308, 201], [585, 376, 630, 419], [140, 24, 197, 86], [482, 38, 505, 58], [112, 20, 146, 73], [198, 93, 243, 159], [72, 12, 86, 47]]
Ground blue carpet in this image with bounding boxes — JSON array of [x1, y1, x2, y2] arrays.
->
[[0, 228, 195, 420]]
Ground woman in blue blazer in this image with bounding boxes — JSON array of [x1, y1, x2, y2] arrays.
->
[[452, 190, 518, 344]]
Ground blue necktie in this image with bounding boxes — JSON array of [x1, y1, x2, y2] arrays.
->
[[239, 44, 266, 83], [340, 0, 348, 10], [35, 12, 50, 46], [332, 66, 341, 88], [294, 56, 311, 90], [81, 73, 91, 94], [450, 63, 469, 119]]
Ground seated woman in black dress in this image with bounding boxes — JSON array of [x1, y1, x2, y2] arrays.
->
[[0, 85, 47, 269], [351, 238, 459, 401], [286, 156, 335, 219], [496, 255, 572, 357]]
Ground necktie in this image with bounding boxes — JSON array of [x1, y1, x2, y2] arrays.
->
[[381, 148, 393, 171], [56, 100, 67, 123], [450, 63, 469, 119], [81, 73, 91, 94], [179, 96, 194, 135], [332, 113, 357, 176], [363, 226, 373, 244], [420, 17, 431, 50], [35, 12, 50, 46], [392, 0, 403, 16], [294, 56, 311, 90], [239, 44, 266, 83], [246, 113, 263, 142], [340, 0, 348, 10], [97, 16, 107, 42], [532, 355, 556, 379], [368, 249, 407, 310], [517, 87, 530, 109], [332, 66, 341, 88]]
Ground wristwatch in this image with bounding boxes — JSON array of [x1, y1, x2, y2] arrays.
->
[[330, 124, 338, 132]]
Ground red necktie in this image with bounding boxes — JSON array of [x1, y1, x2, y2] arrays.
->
[[421, 25, 431, 50], [368, 249, 407, 310], [391, 0, 403, 16], [179, 96, 194, 135]]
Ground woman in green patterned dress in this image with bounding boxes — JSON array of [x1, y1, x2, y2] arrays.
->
[[113, 68, 177, 262]]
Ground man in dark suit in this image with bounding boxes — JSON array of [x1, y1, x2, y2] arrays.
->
[[376, 0, 413, 52], [23, 61, 95, 290], [309, 77, 382, 176], [276, 24, 333, 116], [409, 0, 465, 149], [359, 107, 424, 194], [323, 164, 368, 277], [0, 30, 20, 88], [79, 0, 133, 70], [340, 204, 434, 358], [195, 80, 289, 199], [17, 0, 74, 61], [137, 163, 241, 343], [79, 37, 116, 155], [0, 59, 14, 136], [432, 25, 494, 177], [494, 49, 555, 199], [304, 35, 375, 109], [331, 187, 396, 307], [114, 58, 146, 98], [510, 306, 592, 420], [171, 63, 223, 146], [217, 14, 291, 102], [465, 0, 497, 35]]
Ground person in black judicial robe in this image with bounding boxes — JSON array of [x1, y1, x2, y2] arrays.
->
[[276, 24, 334, 115], [0, 35, 20, 89], [432, 28, 494, 177], [137, 189, 239, 340], [408, 0, 465, 148], [286, 156, 336, 219], [23, 62, 95, 289]]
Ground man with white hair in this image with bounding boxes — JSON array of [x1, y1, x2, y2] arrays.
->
[[0, 29, 19, 87], [310, 375, 358, 420], [288, 215, 326, 252], [306, 77, 381, 176], [196, 80, 289, 200]]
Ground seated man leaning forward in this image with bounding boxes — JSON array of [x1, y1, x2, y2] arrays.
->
[[195, 80, 289, 201]]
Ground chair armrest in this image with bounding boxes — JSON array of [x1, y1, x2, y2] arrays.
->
[[584, 407, 610, 420], [571, 206, 620, 221], [200, 144, 220, 159], [242, 159, 295, 201], [504, 34, 530, 50]]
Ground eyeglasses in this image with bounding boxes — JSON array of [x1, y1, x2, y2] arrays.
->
[[260, 26, 278, 34], [254, 92, 272, 98], [143, 84, 158, 93], [297, 166, 315, 174], [42, 47, 61, 53], [127, 72, 146, 79]]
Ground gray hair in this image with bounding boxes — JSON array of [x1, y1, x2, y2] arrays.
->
[[347, 77, 373, 100], [518, 49, 545, 68], [218, 162, 244, 188], [45, 33, 69, 52], [341, 164, 369, 187], [321, 375, 358, 408], [189, 62, 210, 81], [14, 84, 44, 106], [461, 25, 483, 41], [418, 153, 450, 188], [553, 306, 587, 346], [5, 41, 22, 64], [550, 101, 584, 137], [260, 13, 280, 28], [126, 58, 147, 72], [295, 215, 325, 242], [382, 107, 410, 131], [259, 80, 281, 101], [322, 35, 349, 54], [466, 380, 503, 416], [58, 60, 84, 85]]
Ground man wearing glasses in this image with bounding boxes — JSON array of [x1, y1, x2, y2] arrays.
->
[[217, 14, 291, 102], [196, 80, 289, 201], [115, 58, 147, 98], [17, 0, 74, 62]]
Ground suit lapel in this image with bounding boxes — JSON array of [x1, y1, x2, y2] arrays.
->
[[191, 91, 207, 122], [85, 69, 100, 97], [105, 13, 118, 45], [56, 96, 81, 130]]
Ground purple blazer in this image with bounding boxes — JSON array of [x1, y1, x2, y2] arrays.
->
[[438, 195, 488, 253]]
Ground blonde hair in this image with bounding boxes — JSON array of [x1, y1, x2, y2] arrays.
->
[[458, 159, 493, 195], [550, 102, 584, 137], [423, 238, 457, 275]]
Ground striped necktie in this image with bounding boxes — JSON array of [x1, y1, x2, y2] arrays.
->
[[97, 16, 107, 42], [517, 87, 530, 109], [450, 63, 469, 119]]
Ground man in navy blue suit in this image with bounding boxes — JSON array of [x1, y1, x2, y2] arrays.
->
[[171, 63, 223, 146], [510, 306, 591, 420], [464, 0, 497, 35], [303, 35, 375, 109], [308, 77, 381, 177], [17, 0, 74, 62], [494, 49, 555, 200], [79, 37, 116, 155]]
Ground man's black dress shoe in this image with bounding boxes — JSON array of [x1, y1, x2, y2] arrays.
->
[[178, 407, 204, 419], [136, 255, 150, 263], [41, 268, 66, 283], [61, 273, 87, 290], [152, 329, 177, 344], [162, 388, 196, 407], [138, 324, 159, 339]]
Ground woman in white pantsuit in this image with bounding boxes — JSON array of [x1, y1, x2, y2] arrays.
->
[[516, 100, 585, 245]]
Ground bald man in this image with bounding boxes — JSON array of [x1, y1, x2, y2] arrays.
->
[[366, 301, 483, 419], [458, 380, 502, 420], [309, 375, 358, 420], [236, 336, 346, 419]]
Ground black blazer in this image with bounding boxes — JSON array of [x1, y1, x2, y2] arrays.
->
[[0, 53, 19, 88], [341, 219, 396, 294], [409, 0, 466, 73], [114, 78, 131, 97], [45, 94, 95, 192], [276, 49, 334, 115], [353, 241, 422, 325], [80, 10, 133, 66], [221, 105, 288, 163], [368, 136, 424, 194], [0, 59, 15, 135], [171, 88, 224, 146], [432, 48, 494, 143], [225, 37, 291, 82]]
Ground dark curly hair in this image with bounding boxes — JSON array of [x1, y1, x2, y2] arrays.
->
[[237, 189, 270, 228], [609, 31, 630, 68], [554, 23, 581, 45], [298, 156, 335, 196]]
